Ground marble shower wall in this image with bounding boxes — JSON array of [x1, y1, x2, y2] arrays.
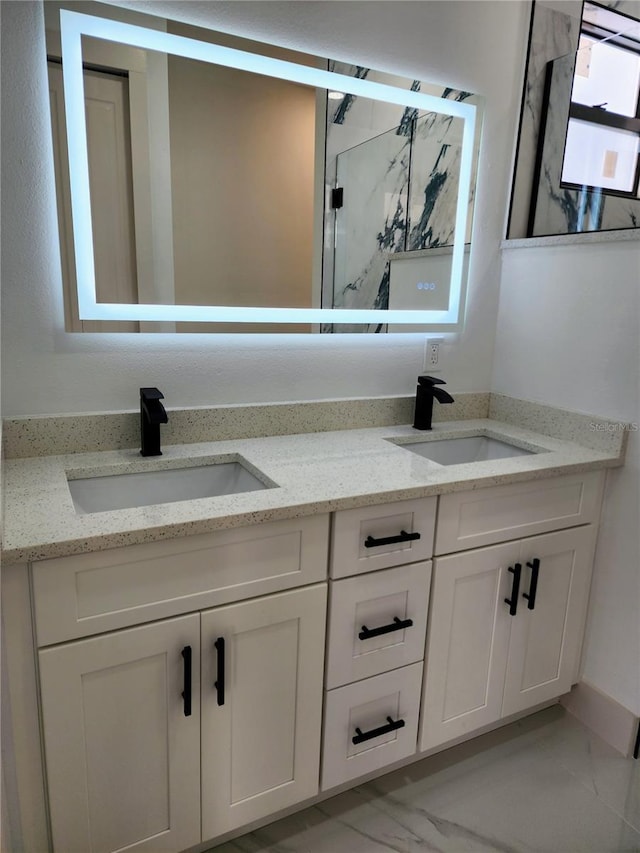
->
[[333, 126, 410, 316], [508, 0, 640, 238], [324, 62, 478, 330], [408, 110, 467, 251]]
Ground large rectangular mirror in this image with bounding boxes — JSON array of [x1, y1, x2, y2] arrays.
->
[[47, 5, 480, 332]]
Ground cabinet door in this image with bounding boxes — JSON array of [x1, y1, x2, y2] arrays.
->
[[39, 615, 200, 853], [502, 526, 596, 716], [201, 584, 326, 841], [419, 542, 517, 751]]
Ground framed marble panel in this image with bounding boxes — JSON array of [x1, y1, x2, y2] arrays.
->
[[507, 0, 640, 239]]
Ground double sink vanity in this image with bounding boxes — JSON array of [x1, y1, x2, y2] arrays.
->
[[1, 395, 627, 853], [66, 433, 535, 514]]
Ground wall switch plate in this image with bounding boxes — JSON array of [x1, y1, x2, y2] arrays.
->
[[424, 338, 444, 371]]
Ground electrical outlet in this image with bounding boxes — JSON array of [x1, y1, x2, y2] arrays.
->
[[424, 338, 444, 371]]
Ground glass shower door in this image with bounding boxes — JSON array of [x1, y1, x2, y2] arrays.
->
[[332, 126, 411, 327]]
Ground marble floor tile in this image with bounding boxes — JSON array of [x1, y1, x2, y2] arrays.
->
[[208, 707, 640, 853], [532, 714, 640, 833]]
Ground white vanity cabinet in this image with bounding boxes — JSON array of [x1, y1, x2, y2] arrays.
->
[[33, 516, 329, 853], [15, 469, 608, 852], [420, 472, 604, 752]]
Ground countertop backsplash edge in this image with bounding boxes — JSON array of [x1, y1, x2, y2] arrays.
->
[[2, 393, 489, 459], [2, 392, 630, 459], [489, 393, 629, 456]]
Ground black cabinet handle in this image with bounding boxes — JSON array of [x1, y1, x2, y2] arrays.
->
[[359, 616, 414, 641], [181, 646, 192, 717], [214, 637, 225, 706], [523, 558, 540, 610], [364, 530, 420, 549], [504, 563, 522, 616], [352, 716, 405, 745]]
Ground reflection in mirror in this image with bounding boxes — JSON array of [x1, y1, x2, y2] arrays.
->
[[508, 0, 640, 239], [86, 33, 319, 332], [48, 20, 323, 332], [325, 74, 475, 333], [561, 8, 640, 198], [47, 6, 480, 332], [528, 5, 640, 237]]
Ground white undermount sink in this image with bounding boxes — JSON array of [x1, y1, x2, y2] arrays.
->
[[396, 435, 537, 466], [67, 460, 272, 514]]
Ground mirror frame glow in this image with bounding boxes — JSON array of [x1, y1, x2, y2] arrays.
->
[[60, 10, 477, 327]]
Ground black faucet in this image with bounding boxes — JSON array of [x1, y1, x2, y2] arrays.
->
[[413, 375, 454, 430], [140, 387, 168, 456]]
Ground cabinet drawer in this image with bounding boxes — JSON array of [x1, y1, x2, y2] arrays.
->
[[330, 497, 436, 579], [435, 471, 604, 555], [321, 662, 422, 790], [326, 562, 431, 689], [32, 514, 329, 646]]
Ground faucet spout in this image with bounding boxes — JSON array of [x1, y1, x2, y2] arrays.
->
[[142, 397, 168, 425], [140, 387, 168, 456], [413, 375, 454, 430], [432, 386, 455, 405]]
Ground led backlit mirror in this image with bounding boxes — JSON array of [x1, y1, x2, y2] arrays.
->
[[49, 8, 480, 332]]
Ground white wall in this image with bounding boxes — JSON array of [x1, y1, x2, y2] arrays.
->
[[493, 240, 640, 715], [0, 0, 529, 416]]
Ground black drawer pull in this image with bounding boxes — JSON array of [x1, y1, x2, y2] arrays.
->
[[504, 563, 522, 616], [214, 637, 225, 706], [352, 716, 405, 745], [359, 616, 414, 641], [364, 530, 420, 549], [523, 558, 540, 610], [181, 646, 192, 717]]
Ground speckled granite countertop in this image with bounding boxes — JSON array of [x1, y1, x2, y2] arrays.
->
[[2, 417, 625, 563]]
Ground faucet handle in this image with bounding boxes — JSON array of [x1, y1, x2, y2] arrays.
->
[[417, 375, 446, 386]]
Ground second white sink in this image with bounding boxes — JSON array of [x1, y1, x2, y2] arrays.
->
[[68, 460, 273, 514], [396, 435, 537, 466]]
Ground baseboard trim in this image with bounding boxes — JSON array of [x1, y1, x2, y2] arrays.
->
[[561, 681, 639, 757]]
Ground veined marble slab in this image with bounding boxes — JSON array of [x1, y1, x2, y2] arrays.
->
[[333, 127, 410, 314], [325, 62, 480, 323]]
